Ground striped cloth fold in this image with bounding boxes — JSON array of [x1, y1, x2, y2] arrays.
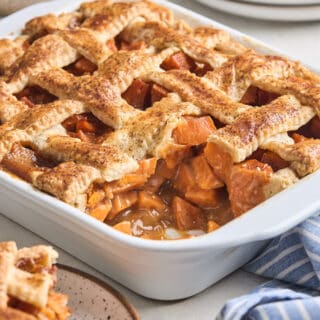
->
[[218, 216, 320, 320]]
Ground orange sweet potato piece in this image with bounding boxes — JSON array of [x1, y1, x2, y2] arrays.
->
[[173, 116, 216, 145], [161, 52, 196, 71], [89, 201, 111, 221], [144, 174, 166, 193], [120, 40, 146, 51], [122, 79, 150, 109], [310, 116, 320, 139], [207, 220, 220, 233], [108, 191, 138, 220], [185, 187, 221, 208], [76, 118, 97, 133], [260, 151, 289, 171], [191, 154, 224, 189], [138, 191, 165, 211], [172, 196, 206, 231], [74, 57, 97, 74], [256, 89, 279, 106], [150, 83, 168, 104], [104, 159, 157, 196], [156, 159, 176, 179], [204, 142, 234, 182], [228, 159, 273, 217], [106, 38, 117, 52], [87, 190, 105, 208], [113, 221, 132, 235], [164, 144, 192, 169], [135, 158, 157, 177], [173, 162, 196, 194], [240, 86, 258, 105], [292, 133, 308, 143]]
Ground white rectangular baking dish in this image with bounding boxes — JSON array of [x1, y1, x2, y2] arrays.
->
[[1, 0, 320, 301]]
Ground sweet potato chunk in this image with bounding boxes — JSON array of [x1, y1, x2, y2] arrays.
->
[[164, 144, 192, 169], [173, 116, 216, 145], [185, 187, 221, 208], [104, 158, 157, 196], [228, 159, 273, 217], [108, 191, 138, 220], [240, 86, 279, 106], [89, 202, 111, 221], [120, 40, 146, 51], [74, 57, 97, 74], [113, 221, 132, 235], [122, 79, 150, 109], [310, 116, 320, 139], [106, 38, 117, 52], [76, 118, 97, 133], [135, 158, 157, 177], [240, 86, 258, 105], [138, 191, 165, 211], [161, 52, 196, 71], [256, 89, 279, 106], [150, 83, 168, 104], [144, 174, 166, 193], [172, 196, 206, 231], [292, 133, 308, 143], [173, 163, 196, 194], [191, 154, 224, 189], [207, 220, 220, 233], [156, 159, 176, 179], [260, 151, 289, 171], [87, 190, 105, 208], [204, 142, 234, 182]]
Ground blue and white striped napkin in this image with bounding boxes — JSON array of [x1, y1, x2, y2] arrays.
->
[[218, 215, 320, 320]]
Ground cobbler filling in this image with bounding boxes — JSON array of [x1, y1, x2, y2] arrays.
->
[[15, 86, 57, 107], [62, 112, 113, 143], [3, 24, 320, 240]]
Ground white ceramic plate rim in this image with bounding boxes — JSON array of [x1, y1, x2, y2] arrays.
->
[[238, 0, 320, 5], [57, 264, 140, 320], [234, 0, 320, 6], [1, 0, 320, 252], [195, 0, 320, 21]]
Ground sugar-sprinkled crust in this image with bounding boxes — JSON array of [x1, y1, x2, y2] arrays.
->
[[0, 0, 320, 232], [0, 241, 69, 319]]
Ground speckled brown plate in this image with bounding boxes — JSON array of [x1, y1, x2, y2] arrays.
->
[[56, 264, 140, 320]]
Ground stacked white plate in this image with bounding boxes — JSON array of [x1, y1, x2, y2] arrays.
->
[[195, 0, 320, 21]]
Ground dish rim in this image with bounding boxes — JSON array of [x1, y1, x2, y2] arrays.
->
[[1, 0, 320, 252], [57, 264, 140, 320]]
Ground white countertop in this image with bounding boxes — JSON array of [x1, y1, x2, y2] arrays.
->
[[1, 1, 319, 319]]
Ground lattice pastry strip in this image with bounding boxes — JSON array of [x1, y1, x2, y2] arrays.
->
[[102, 93, 201, 159], [0, 81, 28, 123], [121, 21, 228, 68], [1, 0, 320, 238], [29, 47, 183, 128], [0, 99, 85, 159], [58, 1, 174, 64], [0, 242, 69, 319], [145, 69, 251, 124], [208, 95, 315, 163], [205, 52, 320, 111], [0, 242, 55, 308], [0, 37, 28, 74]]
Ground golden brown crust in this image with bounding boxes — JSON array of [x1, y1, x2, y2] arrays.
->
[[0, 0, 319, 224], [208, 95, 314, 162], [34, 161, 101, 206], [0, 241, 69, 319], [0, 37, 27, 74], [146, 70, 251, 124]]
